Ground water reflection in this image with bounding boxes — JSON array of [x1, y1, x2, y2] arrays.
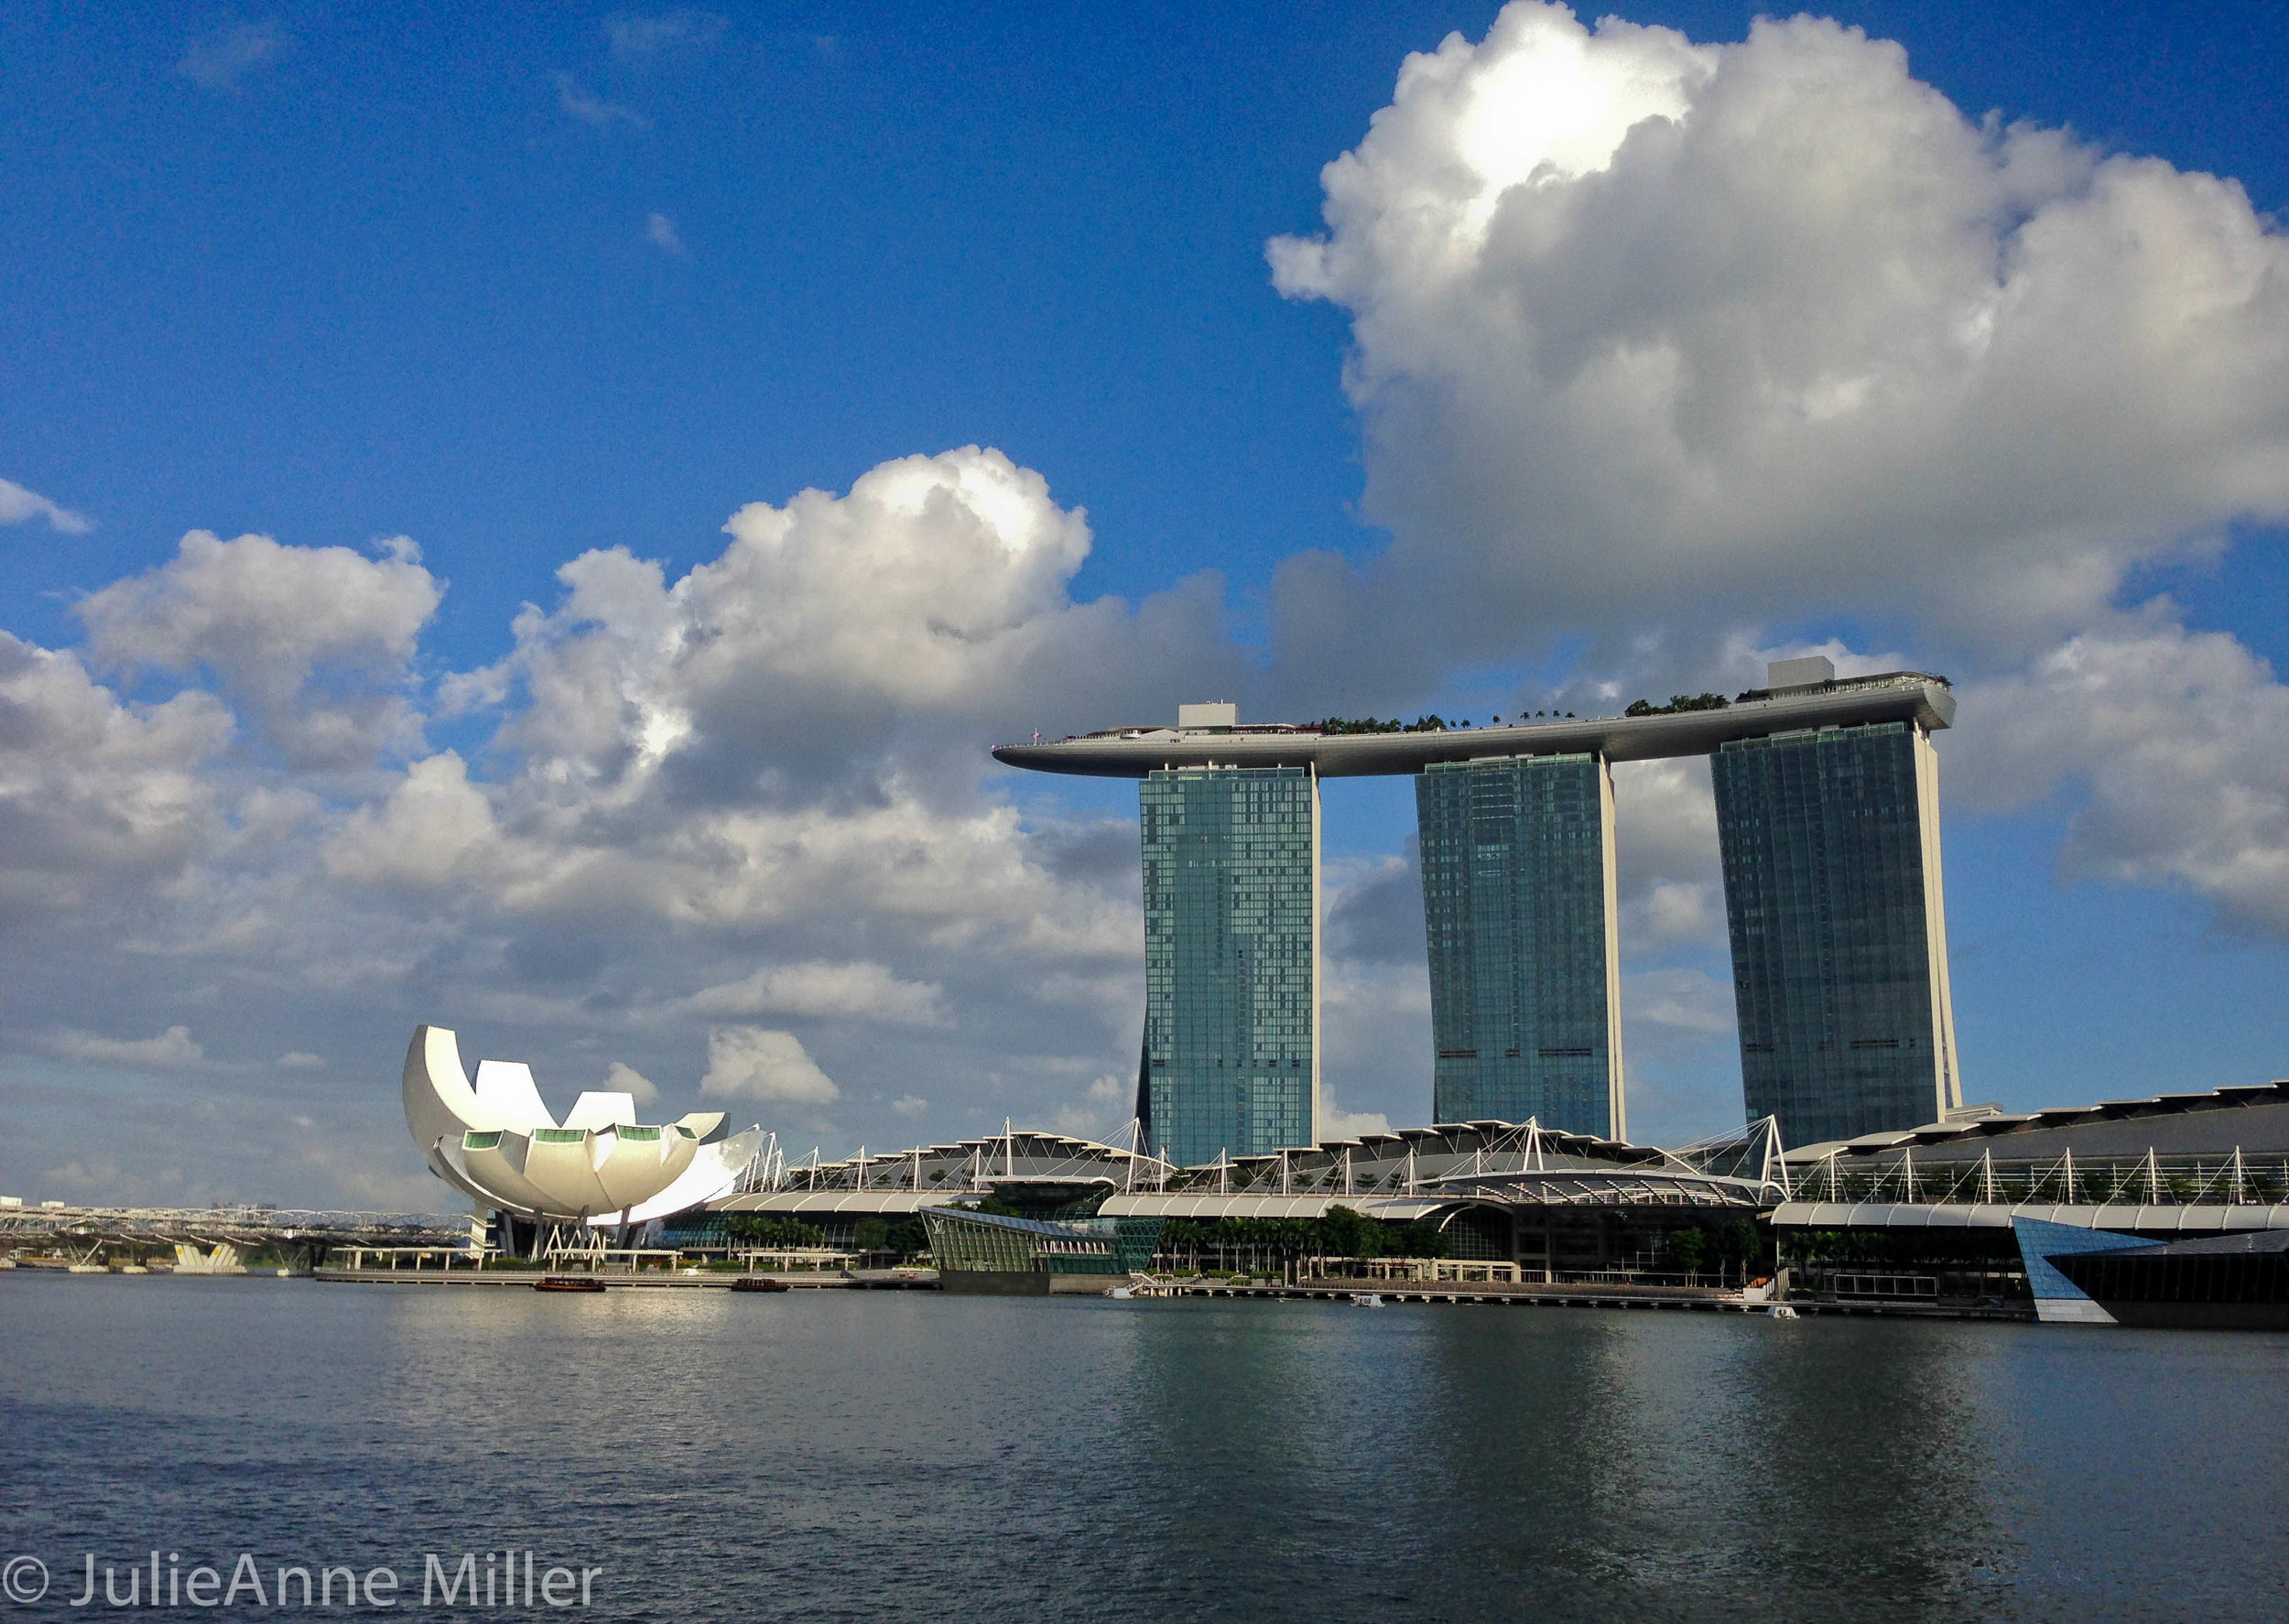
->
[[2, 1278, 2284, 1622]]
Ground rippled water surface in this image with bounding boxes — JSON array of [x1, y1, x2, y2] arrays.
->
[[3, 1275, 2285, 1621]]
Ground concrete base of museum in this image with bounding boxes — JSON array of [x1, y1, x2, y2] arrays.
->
[[938, 1270, 1117, 1295]]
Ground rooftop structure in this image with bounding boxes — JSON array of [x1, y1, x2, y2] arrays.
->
[[715, 1127, 1169, 1222], [1771, 1077, 2289, 1242], [1785, 1077, 2289, 1165], [990, 670, 1954, 777], [689, 1081, 2289, 1304]]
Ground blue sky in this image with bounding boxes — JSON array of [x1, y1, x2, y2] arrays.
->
[[5, 3, 2288, 1207]]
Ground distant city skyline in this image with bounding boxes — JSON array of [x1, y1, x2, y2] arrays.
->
[[4, 4, 2289, 1207]]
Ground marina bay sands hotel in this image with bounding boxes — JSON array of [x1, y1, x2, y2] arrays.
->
[[993, 657, 1962, 1164]]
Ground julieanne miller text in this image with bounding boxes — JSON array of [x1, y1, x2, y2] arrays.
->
[[64, 1552, 605, 1608]]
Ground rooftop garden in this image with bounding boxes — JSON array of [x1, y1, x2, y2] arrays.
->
[[1623, 692, 1731, 717]]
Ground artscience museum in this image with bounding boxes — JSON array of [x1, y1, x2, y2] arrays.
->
[[402, 1025, 764, 1246]]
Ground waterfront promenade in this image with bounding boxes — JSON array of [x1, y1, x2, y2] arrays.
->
[[311, 1260, 938, 1289], [297, 1261, 2034, 1319]]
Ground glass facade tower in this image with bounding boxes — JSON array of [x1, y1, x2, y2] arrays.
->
[[1416, 754, 1626, 1139], [1140, 765, 1320, 1167], [1711, 721, 1961, 1147]]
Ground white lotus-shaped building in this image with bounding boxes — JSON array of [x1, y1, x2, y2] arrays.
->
[[403, 1025, 761, 1225]]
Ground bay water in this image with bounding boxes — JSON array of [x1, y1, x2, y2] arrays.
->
[[3, 1275, 2284, 1621]]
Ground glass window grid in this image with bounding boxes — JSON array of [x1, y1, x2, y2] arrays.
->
[[1416, 755, 1614, 1137], [1712, 722, 1938, 1146], [1143, 767, 1317, 1166]]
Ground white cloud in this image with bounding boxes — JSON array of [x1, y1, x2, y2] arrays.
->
[[645, 211, 688, 256], [603, 1060, 659, 1105], [51, 1024, 204, 1068], [1268, 3, 2289, 666], [556, 73, 648, 129], [700, 1026, 840, 1104], [892, 1094, 928, 1118], [276, 1051, 325, 1070], [0, 632, 232, 915], [609, 12, 726, 58], [322, 751, 504, 889], [0, 468, 1188, 1183], [679, 961, 945, 1026], [0, 477, 92, 535], [1610, 757, 1723, 952], [1622, 966, 1736, 1042], [1949, 611, 2289, 933], [1086, 1075, 1123, 1102], [177, 23, 286, 91], [1323, 1102, 1394, 1141], [79, 531, 440, 768]]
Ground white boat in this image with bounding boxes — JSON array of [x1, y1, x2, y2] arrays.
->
[[1105, 1285, 1134, 1299], [1768, 1304, 1800, 1320], [117, 1264, 149, 1275], [1351, 1292, 1385, 1307]]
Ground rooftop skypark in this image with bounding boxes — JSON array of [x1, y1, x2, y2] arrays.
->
[[991, 665, 1954, 779]]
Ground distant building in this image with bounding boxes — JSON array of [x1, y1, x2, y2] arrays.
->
[[1417, 754, 1625, 1139], [1140, 764, 1320, 1166], [919, 1207, 1164, 1294], [1712, 695, 1961, 1146], [996, 665, 1958, 1151]]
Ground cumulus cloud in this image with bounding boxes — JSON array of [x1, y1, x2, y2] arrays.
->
[[603, 1060, 659, 1105], [0, 633, 232, 917], [444, 445, 1237, 811], [277, 1051, 325, 1070], [79, 531, 440, 768], [51, 1024, 204, 1068], [645, 211, 688, 255], [322, 752, 504, 889], [177, 22, 286, 91], [556, 73, 648, 129], [1268, 2, 2289, 674], [1323, 1102, 1394, 1140], [0, 477, 92, 535], [1949, 610, 2289, 933], [0, 449, 1217, 1199], [700, 1026, 840, 1103], [679, 961, 946, 1026], [1610, 757, 1723, 951]]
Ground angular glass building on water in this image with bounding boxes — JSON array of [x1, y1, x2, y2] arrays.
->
[[1712, 719, 1961, 1147], [1417, 754, 1626, 1140], [1140, 764, 1319, 1167]]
